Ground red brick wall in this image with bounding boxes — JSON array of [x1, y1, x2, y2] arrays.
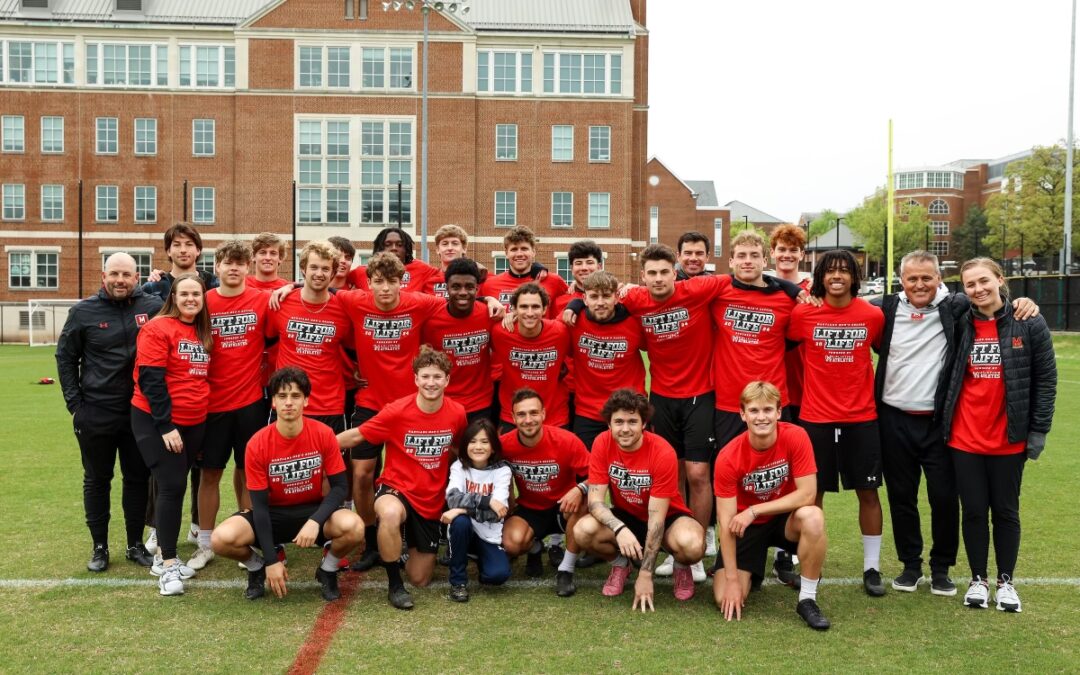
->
[[248, 39, 294, 90], [251, 0, 463, 33]]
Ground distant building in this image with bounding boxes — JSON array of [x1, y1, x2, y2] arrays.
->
[[725, 200, 785, 238], [645, 157, 730, 271]]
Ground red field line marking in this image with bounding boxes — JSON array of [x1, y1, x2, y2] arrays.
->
[[287, 572, 362, 675]]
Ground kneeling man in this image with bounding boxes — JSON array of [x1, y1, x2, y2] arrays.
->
[[712, 381, 830, 630], [211, 366, 364, 601], [574, 389, 705, 610]]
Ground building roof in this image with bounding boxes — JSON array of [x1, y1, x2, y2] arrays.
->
[[806, 222, 861, 251], [0, 0, 274, 24], [724, 200, 783, 225], [897, 148, 1035, 175], [685, 180, 719, 208], [463, 0, 637, 33]]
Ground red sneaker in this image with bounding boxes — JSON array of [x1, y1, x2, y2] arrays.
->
[[602, 563, 631, 596], [672, 564, 695, 601]]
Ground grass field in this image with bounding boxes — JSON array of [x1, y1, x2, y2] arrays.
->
[[1, 338, 1078, 673]]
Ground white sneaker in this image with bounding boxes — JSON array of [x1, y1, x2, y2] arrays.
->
[[995, 576, 1022, 613], [158, 562, 185, 596], [187, 546, 215, 571], [654, 554, 675, 577], [691, 560, 707, 583], [964, 577, 990, 609], [144, 529, 158, 556], [151, 555, 196, 579], [186, 523, 199, 544], [704, 526, 717, 557]]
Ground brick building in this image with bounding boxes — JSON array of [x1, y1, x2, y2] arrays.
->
[[644, 156, 730, 272], [0, 0, 650, 302]]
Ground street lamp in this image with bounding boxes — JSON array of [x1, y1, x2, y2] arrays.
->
[[835, 216, 844, 249], [382, 0, 471, 262], [743, 215, 749, 230]]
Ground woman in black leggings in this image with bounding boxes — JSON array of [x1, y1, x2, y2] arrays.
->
[[130, 274, 212, 596]]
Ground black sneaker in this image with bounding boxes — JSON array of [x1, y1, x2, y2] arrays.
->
[[316, 566, 341, 601], [350, 546, 380, 572], [388, 585, 414, 610], [796, 598, 831, 631], [547, 544, 565, 568], [930, 572, 958, 597], [892, 568, 922, 592], [773, 550, 801, 589], [125, 543, 154, 567], [449, 583, 469, 603], [575, 552, 600, 569], [555, 571, 577, 598], [87, 544, 109, 573], [863, 568, 886, 597], [245, 567, 266, 600], [525, 551, 543, 578]]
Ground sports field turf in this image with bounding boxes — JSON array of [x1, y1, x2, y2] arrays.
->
[[0, 338, 1078, 673]]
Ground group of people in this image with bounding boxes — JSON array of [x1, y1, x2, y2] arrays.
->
[[55, 217, 1057, 630]]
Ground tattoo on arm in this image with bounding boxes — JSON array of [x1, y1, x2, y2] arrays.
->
[[588, 485, 624, 532], [640, 505, 664, 573]]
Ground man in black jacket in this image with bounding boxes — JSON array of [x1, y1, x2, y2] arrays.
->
[[56, 252, 163, 572]]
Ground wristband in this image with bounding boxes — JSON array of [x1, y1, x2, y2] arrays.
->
[[613, 524, 627, 538], [748, 506, 758, 520]]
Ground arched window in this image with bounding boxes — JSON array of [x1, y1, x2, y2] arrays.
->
[[928, 199, 949, 215]]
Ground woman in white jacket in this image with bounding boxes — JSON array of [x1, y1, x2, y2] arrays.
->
[[442, 419, 513, 602]]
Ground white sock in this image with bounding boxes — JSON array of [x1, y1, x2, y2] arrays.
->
[[343, 499, 354, 511], [321, 552, 340, 573], [613, 555, 629, 568], [242, 551, 263, 572], [558, 551, 578, 573], [198, 529, 212, 549], [190, 522, 199, 534], [862, 535, 882, 571], [528, 539, 543, 555], [147, 527, 156, 539], [798, 576, 819, 602], [548, 533, 564, 547]]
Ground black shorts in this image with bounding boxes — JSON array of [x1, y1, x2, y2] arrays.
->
[[611, 506, 692, 552], [736, 513, 798, 583], [466, 407, 496, 426], [802, 420, 882, 492], [510, 505, 566, 540], [202, 400, 267, 470], [713, 409, 746, 451], [234, 504, 336, 548], [572, 415, 608, 452], [349, 407, 381, 460], [649, 391, 716, 462], [374, 484, 440, 554]]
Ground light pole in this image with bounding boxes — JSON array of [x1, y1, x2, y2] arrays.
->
[[835, 216, 844, 250], [382, 0, 470, 262], [743, 215, 749, 230]]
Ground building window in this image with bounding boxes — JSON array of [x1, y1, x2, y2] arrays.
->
[[551, 125, 573, 162], [928, 199, 949, 215], [196, 252, 216, 275], [96, 117, 118, 154], [2, 115, 24, 153], [134, 118, 157, 156], [649, 205, 659, 243], [476, 50, 532, 93], [102, 251, 152, 279], [3, 184, 25, 220], [9, 251, 58, 289], [179, 45, 235, 88], [931, 220, 949, 236], [328, 46, 350, 87], [362, 47, 385, 88], [85, 43, 167, 87], [41, 185, 63, 221], [713, 218, 724, 257], [556, 256, 572, 284], [41, 116, 63, 153], [135, 186, 157, 223], [589, 192, 610, 228], [1, 40, 75, 85], [192, 187, 215, 224], [589, 126, 610, 162], [493, 254, 509, 274], [349, 47, 414, 91], [495, 124, 517, 161], [299, 46, 322, 87], [542, 51, 622, 95], [929, 241, 949, 257], [193, 119, 215, 156], [96, 185, 118, 222], [551, 192, 573, 228], [495, 191, 516, 226]]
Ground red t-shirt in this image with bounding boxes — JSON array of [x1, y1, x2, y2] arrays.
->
[[949, 319, 1026, 456], [420, 303, 495, 413], [621, 274, 732, 398], [422, 269, 448, 299], [131, 316, 210, 426], [785, 278, 812, 407], [267, 292, 353, 416], [491, 319, 572, 426], [713, 422, 817, 525], [206, 287, 270, 413], [245, 419, 346, 507], [710, 279, 798, 412], [347, 259, 439, 293], [786, 298, 883, 424], [363, 395, 467, 520], [500, 425, 590, 511], [245, 278, 292, 387], [588, 430, 691, 522], [571, 311, 646, 421], [553, 287, 584, 393], [337, 289, 443, 410], [246, 277, 292, 291], [480, 270, 569, 319]]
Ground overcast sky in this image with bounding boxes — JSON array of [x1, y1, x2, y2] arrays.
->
[[647, 0, 1074, 223]]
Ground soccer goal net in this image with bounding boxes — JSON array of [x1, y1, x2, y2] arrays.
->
[[26, 299, 80, 346]]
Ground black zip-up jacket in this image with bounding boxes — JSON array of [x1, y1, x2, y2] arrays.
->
[[55, 286, 163, 415], [941, 302, 1056, 445]]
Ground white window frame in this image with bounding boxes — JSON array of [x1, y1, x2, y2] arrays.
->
[[551, 125, 573, 162], [1, 40, 75, 86], [492, 253, 509, 275], [196, 251, 217, 275], [929, 241, 949, 257], [551, 191, 573, 228], [476, 49, 533, 94], [95, 185, 118, 223], [555, 254, 573, 284], [134, 118, 157, 156], [2, 184, 26, 221], [40, 116, 64, 154], [542, 51, 623, 96], [40, 184, 63, 222], [588, 192, 610, 229], [8, 249, 59, 290], [85, 41, 168, 88], [192, 186, 215, 224], [193, 119, 215, 157], [101, 249, 152, 279], [134, 185, 157, 224], [494, 191, 516, 227], [588, 125, 611, 163], [495, 123, 517, 161], [96, 117, 118, 155], [928, 199, 949, 215], [178, 44, 236, 89], [2, 115, 25, 153]]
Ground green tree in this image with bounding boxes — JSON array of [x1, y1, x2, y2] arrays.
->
[[728, 221, 769, 245], [983, 143, 1080, 260], [845, 188, 928, 270], [808, 209, 840, 240], [952, 204, 989, 263]]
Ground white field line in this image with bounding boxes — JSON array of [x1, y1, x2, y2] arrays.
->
[[1, 576, 1079, 590]]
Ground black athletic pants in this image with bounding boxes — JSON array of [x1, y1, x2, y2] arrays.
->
[[951, 448, 1025, 581], [132, 408, 205, 561], [144, 468, 200, 530], [74, 404, 150, 548], [879, 404, 958, 573]]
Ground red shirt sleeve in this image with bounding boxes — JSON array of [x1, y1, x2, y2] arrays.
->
[[358, 404, 396, 446], [137, 320, 171, 368], [245, 431, 269, 492], [787, 424, 818, 479], [319, 424, 347, 476], [588, 434, 610, 484], [648, 439, 681, 500], [569, 435, 590, 479], [712, 438, 742, 499]]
